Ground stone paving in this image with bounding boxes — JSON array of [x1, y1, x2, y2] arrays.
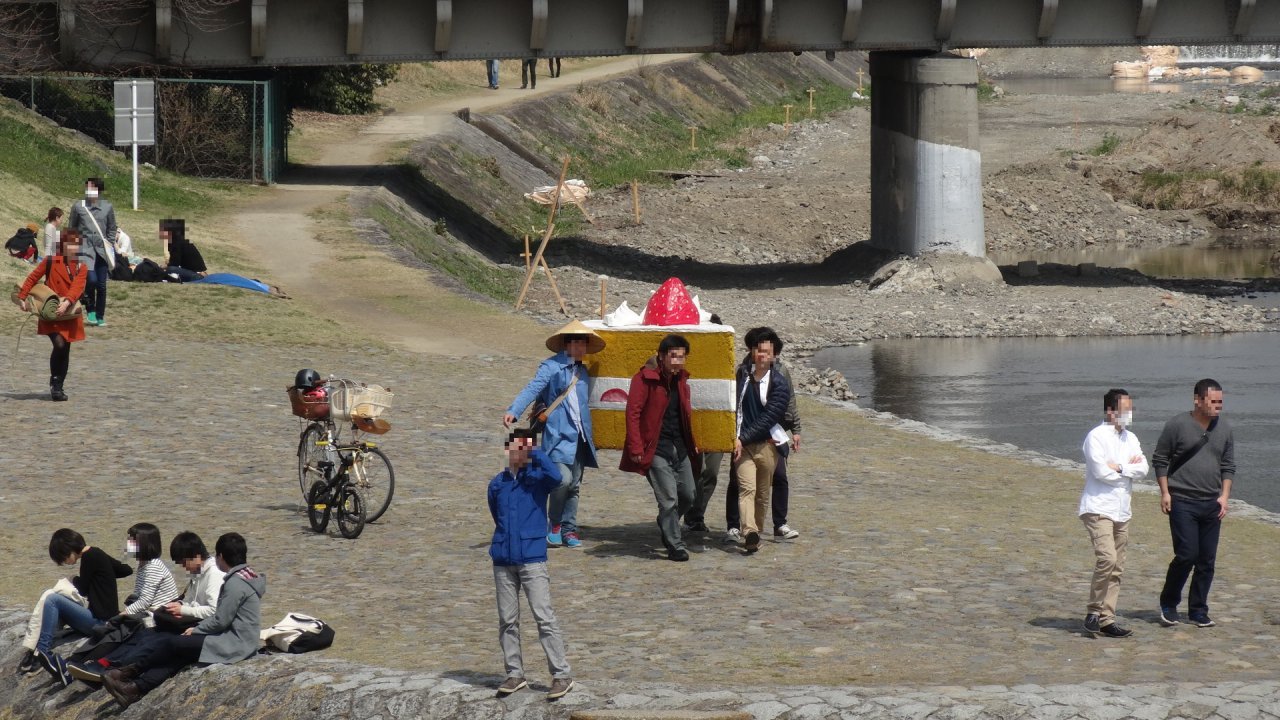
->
[[3, 335, 1280, 718]]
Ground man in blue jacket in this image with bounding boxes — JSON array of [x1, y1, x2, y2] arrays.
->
[[732, 328, 791, 555], [489, 429, 573, 700], [503, 319, 606, 549]]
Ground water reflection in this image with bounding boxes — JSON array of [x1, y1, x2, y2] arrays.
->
[[990, 232, 1280, 280], [813, 334, 1280, 512]]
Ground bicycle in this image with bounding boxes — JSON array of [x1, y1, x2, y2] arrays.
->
[[290, 378, 396, 526], [304, 455, 367, 539]]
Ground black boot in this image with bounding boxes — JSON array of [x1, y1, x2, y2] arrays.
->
[[50, 376, 67, 402]]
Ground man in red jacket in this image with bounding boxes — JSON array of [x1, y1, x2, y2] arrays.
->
[[620, 334, 702, 561]]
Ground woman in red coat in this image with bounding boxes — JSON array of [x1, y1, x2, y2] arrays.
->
[[14, 230, 87, 401]]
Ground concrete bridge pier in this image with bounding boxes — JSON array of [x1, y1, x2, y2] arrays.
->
[[869, 52, 985, 257]]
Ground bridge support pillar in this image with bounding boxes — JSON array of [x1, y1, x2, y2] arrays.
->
[[870, 52, 984, 257]]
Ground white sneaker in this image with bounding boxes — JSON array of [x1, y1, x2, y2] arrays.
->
[[724, 528, 742, 543], [774, 524, 800, 539]]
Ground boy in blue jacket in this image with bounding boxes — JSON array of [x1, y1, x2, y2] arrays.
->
[[489, 428, 574, 700]]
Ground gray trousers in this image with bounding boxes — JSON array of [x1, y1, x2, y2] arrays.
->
[[686, 451, 723, 526], [493, 562, 570, 679], [647, 450, 695, 552]]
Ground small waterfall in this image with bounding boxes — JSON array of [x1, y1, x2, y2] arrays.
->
[[1178, 44, 1280, 64]]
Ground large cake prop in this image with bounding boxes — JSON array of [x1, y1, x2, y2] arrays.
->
[[586, 278, 736, 452]]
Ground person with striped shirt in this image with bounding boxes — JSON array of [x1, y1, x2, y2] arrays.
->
[[120, 523, 181, 624]]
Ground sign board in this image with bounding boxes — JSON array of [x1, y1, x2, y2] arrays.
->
[[113, 80, 155, 146]]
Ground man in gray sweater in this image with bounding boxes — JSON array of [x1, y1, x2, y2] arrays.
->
[[1152, 379, 1234, 629]]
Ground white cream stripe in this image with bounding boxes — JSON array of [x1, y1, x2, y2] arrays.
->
[[588, 377, 735, 411]]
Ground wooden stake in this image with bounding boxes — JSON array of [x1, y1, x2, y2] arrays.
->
[[538, 252, 568, 315], [515, 156, 571, 309], [783, 104, 793, 132], [598, 274, 608, 319], [856, 68, 865, 93], [807, 87, 816, 113], [522, 233, 531, 271], [631, 180, 641, 224], [689, 126, 698, 150]]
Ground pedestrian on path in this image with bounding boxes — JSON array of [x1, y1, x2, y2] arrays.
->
[[547, 57, 561, 78], [731, 328, 790, 554], [1154, 378, 1235, 629], [724, 326, 802, 541], [503, 319, 605, 549], [487, 59, 500, 90], [42, 207, 64, 259], [488, 429, 574, 700], [621, 334, 702, 562], [1078, 388, 1147, 639], [521, 57, 537, 89], [12, 231, 88, 401], [68, 177, 116, 326]]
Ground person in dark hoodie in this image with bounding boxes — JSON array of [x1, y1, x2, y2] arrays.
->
[[99, 532, 265, 708], [620, 334, 702, 562]]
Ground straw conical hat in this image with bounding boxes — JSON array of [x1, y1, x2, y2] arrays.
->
[[546, 319, 606, 354]]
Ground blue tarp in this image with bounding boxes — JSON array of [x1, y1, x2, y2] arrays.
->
[[189, 273, 271, 294]]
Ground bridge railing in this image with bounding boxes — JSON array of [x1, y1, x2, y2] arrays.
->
[[0, 75, 284, 183]]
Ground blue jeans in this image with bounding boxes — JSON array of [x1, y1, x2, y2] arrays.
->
[[1160, 496, 1222, 616], [37, 593, 97, 653], [550, 440, 589, 535], [85, 254, 109, 318], [486, 59, 500, 88]]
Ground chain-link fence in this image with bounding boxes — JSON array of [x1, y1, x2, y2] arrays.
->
[[0, 75, 285, 183]]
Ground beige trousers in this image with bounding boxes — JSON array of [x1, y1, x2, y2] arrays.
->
[[734, 441, 777, 535], [1081, 513, 1129, 624]]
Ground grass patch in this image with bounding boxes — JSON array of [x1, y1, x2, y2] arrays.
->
[[977, 79, 999, 102], [565, 81, 863, 189], [366, 200, 519, 302], [1088, 131, 1122, 156], [1134, 166, 1280, 209]]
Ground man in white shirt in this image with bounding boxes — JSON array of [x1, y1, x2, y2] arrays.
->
[[1079, 388, 1148, 638]]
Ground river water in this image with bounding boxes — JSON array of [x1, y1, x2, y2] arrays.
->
[[812, 333, 1280, 512]]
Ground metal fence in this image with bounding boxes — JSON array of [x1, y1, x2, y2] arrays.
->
[[0, 75, 285, 183]]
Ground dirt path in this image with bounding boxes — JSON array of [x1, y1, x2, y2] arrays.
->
[[223, 55, 695, 356]]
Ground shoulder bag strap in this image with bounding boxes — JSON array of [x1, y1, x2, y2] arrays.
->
[[540, 369, 580, 418], [1166, 417, 1218, 478], [80, 201, 106, 243]]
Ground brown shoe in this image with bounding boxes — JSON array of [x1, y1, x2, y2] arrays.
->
[[744, 531, 760, 553], [546, 677, 574, 700], [103, 669, 142, 708], [497, 676, 527, 696]]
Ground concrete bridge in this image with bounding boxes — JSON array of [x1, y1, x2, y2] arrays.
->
[[15, 0, 1266, 257]]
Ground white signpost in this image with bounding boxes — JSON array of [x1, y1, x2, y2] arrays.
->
[[113, 80, 155, 211]]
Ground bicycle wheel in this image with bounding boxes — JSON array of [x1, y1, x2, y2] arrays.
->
[[297, 424, 329, 502], [351, 446, 395, 523], [335, 486, 366, 539], [307, 480, 331, 533]]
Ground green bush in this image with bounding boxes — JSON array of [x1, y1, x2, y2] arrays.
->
[[281, 65, 400, 115]]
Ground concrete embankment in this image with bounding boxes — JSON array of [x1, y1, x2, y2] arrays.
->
[[396, 52, 861, 265]]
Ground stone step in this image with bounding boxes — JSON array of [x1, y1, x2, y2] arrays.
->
[[571, 710, 751, 720]]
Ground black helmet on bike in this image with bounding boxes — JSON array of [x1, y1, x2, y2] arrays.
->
[[295, 368, 322, 389]]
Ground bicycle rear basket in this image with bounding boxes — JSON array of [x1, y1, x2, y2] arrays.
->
[[329, 380, 393, 421], [287, 387, 330, 420]]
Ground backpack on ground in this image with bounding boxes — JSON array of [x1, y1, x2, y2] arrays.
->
[[260, 612, 335, 653], [131, 258, 166, 282], [6, 227, 37, 257]]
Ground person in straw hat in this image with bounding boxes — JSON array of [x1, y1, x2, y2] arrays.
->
[[503, 320, 606, 549]]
